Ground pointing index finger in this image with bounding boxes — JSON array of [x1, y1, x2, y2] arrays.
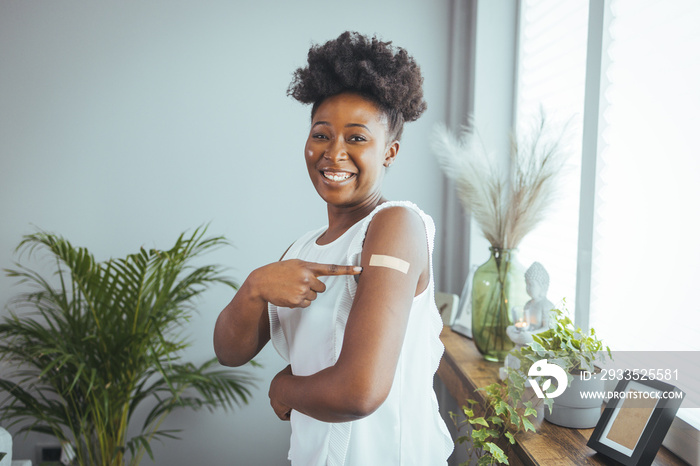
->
[[307, 262, 363, 277]]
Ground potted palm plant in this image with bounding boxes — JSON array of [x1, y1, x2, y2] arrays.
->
[[0, 227, 258, 466]]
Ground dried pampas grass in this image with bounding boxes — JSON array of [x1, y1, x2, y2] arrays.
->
[[433, 115, 572, 249]]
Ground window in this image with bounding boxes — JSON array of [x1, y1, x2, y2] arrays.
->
[[589, 0, 700, 350], [588, 0, 700, 428], [514, 0, 590, 312], [513, 0, 700, 458]]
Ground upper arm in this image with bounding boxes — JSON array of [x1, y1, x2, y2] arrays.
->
[[256, 304, 271, 353], [214, 243, 293, 367], [252, 244, 295, 356], [334, 206, 429, 411], [255, 243, 293, 353]]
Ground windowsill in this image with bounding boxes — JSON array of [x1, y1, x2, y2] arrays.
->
[[437, 327, 687, 465]]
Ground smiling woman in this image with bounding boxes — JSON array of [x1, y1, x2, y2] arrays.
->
[[213, 31, 453, 465], [304, 93, 398, 218]]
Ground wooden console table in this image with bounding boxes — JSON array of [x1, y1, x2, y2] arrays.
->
[[437, 327, 687, 465]]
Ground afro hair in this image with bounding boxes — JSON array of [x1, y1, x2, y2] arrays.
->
[[287, 31, 427, 141]]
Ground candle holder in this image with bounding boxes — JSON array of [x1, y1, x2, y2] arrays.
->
[[500, 307, 532, 379]]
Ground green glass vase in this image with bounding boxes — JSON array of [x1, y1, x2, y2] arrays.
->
[[471, 247, 528, 362]]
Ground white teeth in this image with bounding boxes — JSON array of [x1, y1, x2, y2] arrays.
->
[[323, 171, 352, 181]]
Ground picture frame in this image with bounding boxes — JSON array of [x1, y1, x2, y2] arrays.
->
[[435, 292, 459, 326], [450, 265, 478, 339], [587, 372, 684, 466]]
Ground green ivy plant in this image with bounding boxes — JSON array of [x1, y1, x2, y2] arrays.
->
[[0, 227, 258, 466], [451, 375, 538, 465], [452, 305, 611, 465], [511, 306, 612, 388]]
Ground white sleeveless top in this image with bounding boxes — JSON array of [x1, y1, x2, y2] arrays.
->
[[268, 201, 453, 466]]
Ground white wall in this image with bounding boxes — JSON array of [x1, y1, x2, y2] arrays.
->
[[0, 1, 450, 464]]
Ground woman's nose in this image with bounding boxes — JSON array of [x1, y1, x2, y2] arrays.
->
[[324, 138, 348, 161]]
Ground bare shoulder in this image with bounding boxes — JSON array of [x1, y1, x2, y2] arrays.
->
[[365, 205, 426, 242], [362, 205, 428, 275]]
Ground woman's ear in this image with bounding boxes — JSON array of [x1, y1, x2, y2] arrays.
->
[[383, 140, 400, 167]]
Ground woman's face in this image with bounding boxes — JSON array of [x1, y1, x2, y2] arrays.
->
[[304, 92, 399, 209]]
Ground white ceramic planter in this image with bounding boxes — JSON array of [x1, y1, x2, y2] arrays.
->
[[544, 372, 604, 428]]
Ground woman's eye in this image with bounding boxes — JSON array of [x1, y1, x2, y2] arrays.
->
[[312, 133, 329, 140], [349, 135, 367, 142]]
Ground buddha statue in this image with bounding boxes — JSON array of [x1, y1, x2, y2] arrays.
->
[[501, 262, 556, 378], [522, 262, 555, 332]]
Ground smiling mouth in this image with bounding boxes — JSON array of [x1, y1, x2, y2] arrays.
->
[[321, 171, 355, 182]]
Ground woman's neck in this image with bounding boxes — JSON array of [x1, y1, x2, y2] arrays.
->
[[319, 194, 386, 245]]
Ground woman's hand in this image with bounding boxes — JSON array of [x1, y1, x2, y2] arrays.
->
[[269, 365, 293, 421], [250, 259, 361, 309], [213, 259, 360, 368]]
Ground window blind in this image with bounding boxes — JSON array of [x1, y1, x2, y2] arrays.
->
[[514, 0, 590, 311]]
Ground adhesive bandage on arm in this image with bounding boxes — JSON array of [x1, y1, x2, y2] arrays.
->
[[369, 254, 410, 274]]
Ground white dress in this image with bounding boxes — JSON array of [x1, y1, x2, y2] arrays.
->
[[268, 201, 453, 466]]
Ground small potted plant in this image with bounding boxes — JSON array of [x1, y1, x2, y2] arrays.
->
[[510, 306, 611, 428]]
